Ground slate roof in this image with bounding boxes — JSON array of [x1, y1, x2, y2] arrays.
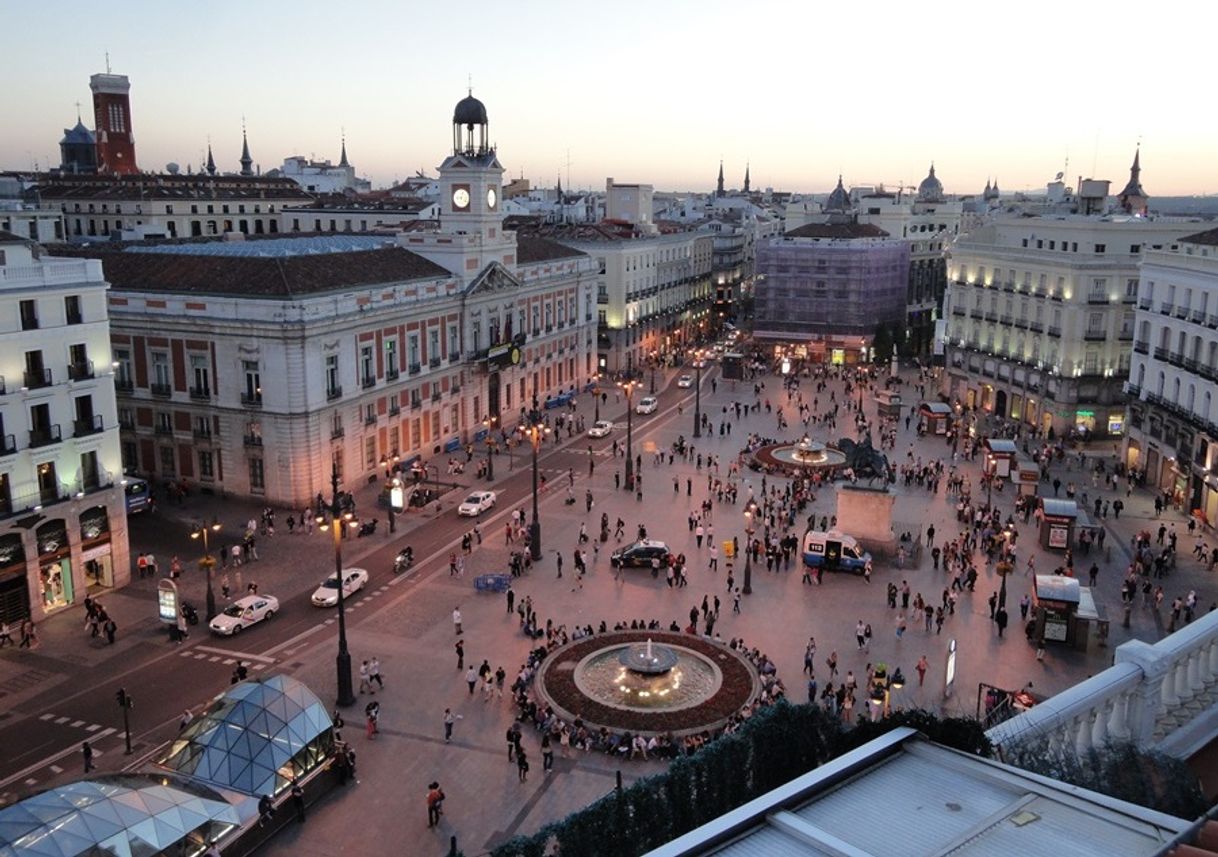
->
[[1182, 227, 1218, 247], [516, 235, 587, 264], [784, 222, 890, 239], [32, 173, 311, 202], [49, 245, 449, 298]]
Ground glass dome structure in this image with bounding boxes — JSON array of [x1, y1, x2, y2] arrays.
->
[[0, 774, 240, 857], [157, 675, 334, 799]]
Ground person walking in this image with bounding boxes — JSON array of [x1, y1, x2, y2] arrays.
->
[[443, 708, 458, 742], [364, 700, 380, 738], [465, 666, 478, 695], [290, 779, 305, 823], [426, 782, 445, 828], [452, 607, 463, 635], [541, 734, 554, 773], [517, 748, 530, 782], [455, 639, 465, 670], [82, 741, 94, 773], [369, 657, 384, 691], [916, 655, 929, 687]]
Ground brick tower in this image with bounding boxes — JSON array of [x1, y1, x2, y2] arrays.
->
[[90, 72, 138, 174]]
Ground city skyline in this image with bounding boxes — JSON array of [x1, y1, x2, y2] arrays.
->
[[3, 0, 1217, 196]]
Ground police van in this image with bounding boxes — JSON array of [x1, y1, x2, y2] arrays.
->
[[801, 530, 873, 575]]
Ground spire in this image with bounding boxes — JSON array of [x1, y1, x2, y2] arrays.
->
[[743, 163, 751, 194], [339, 132, 348, 167], [205, 143, 216, 176], [239, 122, 253, 177], [716, 160, 725, 197], [1119, 144, 1148, 214], [556, 173, 562, 198]]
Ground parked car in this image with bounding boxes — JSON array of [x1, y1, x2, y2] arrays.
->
[[635, 396, 658, 415], [610, 539, 672, 569], [587, 420, 614, 438], [209, 594, 279, 635], [677, 375, 693, 388], [310, 567, 369, 607], [458, 490, 497, 516]]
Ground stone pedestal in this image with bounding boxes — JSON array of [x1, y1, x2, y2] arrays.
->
[[836, 485, 897, 558]]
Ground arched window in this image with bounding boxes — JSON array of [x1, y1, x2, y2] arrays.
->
[[1157, 370, 1165, 396], [1136, 363, 1145, 387], [1172, 377, 1181, 404]]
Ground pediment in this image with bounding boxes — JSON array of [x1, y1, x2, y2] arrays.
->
[[464, 261, 522, 295]]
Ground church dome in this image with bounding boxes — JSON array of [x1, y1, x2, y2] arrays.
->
[[453, 94, 488, 126], [824, 176, 852, 213], [917, 164, 944, 203], [60, 119, 95, 146]]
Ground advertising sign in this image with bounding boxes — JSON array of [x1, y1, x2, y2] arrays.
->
[[1048, 524, 1069, 550], [157, 579, 180, 625], [944, 638, 958, 698]]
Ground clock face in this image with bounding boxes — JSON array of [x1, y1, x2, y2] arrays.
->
[[509, 346, 520, 365], [487, 188, 498, 209], [452, 187, 470, 209]]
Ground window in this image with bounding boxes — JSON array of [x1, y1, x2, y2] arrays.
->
[[447, 323, 459, 358], [65, 295, 82, 324], [365, 436, 377, 468], [160, 445, 177, 476], [192, 415, 210, 437], [326, 354, 340, 394], [19, 299, 38, 330], [114, 348, 132, 387], [408, 335, 420, 370], [152, 351, 170, 388], [248, 457, 265, 491], [386, 339, 398, 374], [428, 330, 440, 364], [190, 354, 210, 395], [243, 360, 261, 402], [199, 451, 214, 479], [361, 345, 374, 385]]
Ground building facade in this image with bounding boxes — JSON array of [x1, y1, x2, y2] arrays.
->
[[90, 72, 138, 175], [941, 216, 1202, 438], [54, 93, 597, 507], [0, 232, 128, 623], [753, 221, 909, 364], [1125, 227, 1218, 524]]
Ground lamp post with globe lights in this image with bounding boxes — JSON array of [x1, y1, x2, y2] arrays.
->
[[619, 379, 640, 489], [316, 463, 357, 708], [482, 416, 497, 481], [519, 400, 550, 561], [189, 520, 222, 621], [743, 502, 757, 595], [693, 359, 703, 439]]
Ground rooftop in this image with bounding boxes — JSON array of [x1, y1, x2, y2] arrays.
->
[[1182, 227, 1218, 247], [783, 222, 891, 240], [515, 235, 587, 264]]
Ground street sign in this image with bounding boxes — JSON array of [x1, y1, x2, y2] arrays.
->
[[157, 579, 180, 625]]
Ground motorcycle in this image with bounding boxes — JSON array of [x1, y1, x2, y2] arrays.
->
[[357, 519, 378, 538], [180, 600, 199, 626], [394, 547, 414, 574]]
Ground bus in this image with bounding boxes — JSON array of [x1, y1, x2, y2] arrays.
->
[[124, 477, 152, 514]]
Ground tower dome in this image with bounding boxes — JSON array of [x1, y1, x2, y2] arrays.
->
[[824, 175, 852, 213], [453, 93, 488, 126], [916, 163, 944, 203]]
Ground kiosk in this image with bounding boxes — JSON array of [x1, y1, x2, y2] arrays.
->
[[918, 402, 953, 435], [1037, 498, 1078, 551], [1013, 456, 1040, 497], [982, 438, 1018, 479], [875, 389, 902, 419], [1029, 574, 1080, 647]]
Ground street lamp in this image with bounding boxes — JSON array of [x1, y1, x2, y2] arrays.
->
[[693, 360, 703, 439], [519, 401, 550, 561], [592, 374, 601, 423], [650, 353, 657, 394], [743, 503, 756, 595], [189, 519, 222, 621], [619, 379, 640, 490], [316, 463, 357, 708], [483, 416, 497, 481]]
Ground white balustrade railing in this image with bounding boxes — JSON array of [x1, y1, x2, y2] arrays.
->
[[0, 258, 103, 287], [988, 606, 1218, 758]]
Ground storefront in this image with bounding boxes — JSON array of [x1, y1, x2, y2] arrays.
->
[[0, 533, 31, 623], [36, 519, 74, 613], [79, 505, 115, 589]]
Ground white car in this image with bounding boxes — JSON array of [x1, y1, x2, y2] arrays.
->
[[209, 594, 279, 636], [635, 396, 658, 415], [458, 490, 497, 516], [587, 420, 614, 438], [677, 375, 693, 388], [310, 567, 369, 607]]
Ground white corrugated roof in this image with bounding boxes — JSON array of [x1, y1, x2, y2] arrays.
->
[[647, 729, 1187, 857]]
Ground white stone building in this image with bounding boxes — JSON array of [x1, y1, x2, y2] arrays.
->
[[273, 140, 372, 195], [941, 214, 1203, 438], [0, 202, 66, 243], [1125, 226, 1218, 523], [0, 231, 129, 623]]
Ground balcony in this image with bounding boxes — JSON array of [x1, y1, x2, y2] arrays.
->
[[999, 314, 1013, 325], [969, 309, 983, 320], [1159, 302, 1173, 315], [240, 392, 263, 408], [1175, 306, 1190, 320], [66, 309, 83, 325], [1138, 299, 1153, 310], [1013, 318, 1029, 330], [29, 424, 62, 448], [189, 386, 211, 401], [1087, 294, 1109, 305], [1191, 311, 1206, 324], [114, 377, 134, 393], [0, 434, 15, 456], [118, 416, 135, 430], [330, 426, 345, 440], [951, 306, 966, 317], [385, 366, 400, 381], [1154, 346, 1170, 361], [361, 375, 376, 390], [429, 356, 442, 369], [1118, 330, 1134, 341], [448, 352, 461, 364], [1133, 340, 1149, 354], [1047, 326, 1062, 338], [192, 428, 213, 441], [1168, 352, 1185, 368], [150, 382, 172, 398], [1083, 330, 1107, 341], [68, 360, 95, 381], [1209, 315, 1218, 329], [1029, 321, 1044, 333], [410, 397, 422, 410], [24, 368, 52, 389], [73, 415, 103, 437], [408, 363, 421, 376], [984, 311, 998, 322], [431, 391, 442, 403], [388, 402, 401, 417], [327, 385, 343, 401], [243, 434, 263, 447], [154, 423, 173, 435]]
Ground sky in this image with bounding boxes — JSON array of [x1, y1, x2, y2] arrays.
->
[[3, 0, 1216, 196]]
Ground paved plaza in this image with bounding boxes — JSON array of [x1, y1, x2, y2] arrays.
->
[[5, 359, 1217, 856]]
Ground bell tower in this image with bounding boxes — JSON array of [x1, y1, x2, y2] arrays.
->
[[91, 71, 138, 175]]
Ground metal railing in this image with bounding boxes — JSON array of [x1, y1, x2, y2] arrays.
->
[[327, 385, 343, 401], [240, 392, 263, 408], [189, 386, 212, 401], [29, 425, 62, 447], [24, 368, 52, 389], [68, 360, 95, 381], [73, 415, 103, 437], [150, 382, 173, 397], [243, 434, 263, 447], [0, 434, 15, 455], [361, 375, 376, 389]]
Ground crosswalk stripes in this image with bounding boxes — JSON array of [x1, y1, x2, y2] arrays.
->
[[35, 714, 108, 733]]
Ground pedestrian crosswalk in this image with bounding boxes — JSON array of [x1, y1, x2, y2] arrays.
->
[[38, 712, 107, 733]]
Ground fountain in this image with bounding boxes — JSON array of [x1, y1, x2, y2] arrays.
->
[[751, 435, 846, 473], [534, 631, 760, 735]]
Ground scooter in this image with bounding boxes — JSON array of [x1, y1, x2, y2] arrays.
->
[[357, 519, 378, 538], [180, 600, 199, 626], [393, 547, 414, 574]]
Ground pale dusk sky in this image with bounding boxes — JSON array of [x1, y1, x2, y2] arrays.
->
[[2, 0, 1215, 196]]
